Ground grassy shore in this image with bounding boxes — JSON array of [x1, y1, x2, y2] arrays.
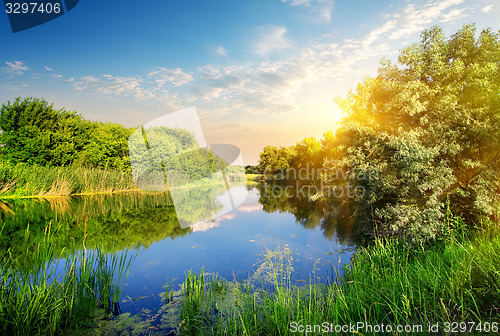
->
[[0, 162, 255, 198], [0, 162, 138, 198], [1, 214, 498, 335], [0, 224, 135, 336], [174, 216, 499, 335]]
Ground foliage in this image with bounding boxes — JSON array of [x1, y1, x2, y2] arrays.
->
[[75, 122, 133, 170], [325, 24, 500, 242], [0, 98, 230, 195], [129, 125, 234, 191], [0, 97, 133, 170], [0, 161, 135, 197], [288, 136, 323, 171], [0, 224, 135, 335], [245, 165, 259, 174], [257, 145, 291, 175], [257, 134, 336, 184], [173, 218, 500, 335]]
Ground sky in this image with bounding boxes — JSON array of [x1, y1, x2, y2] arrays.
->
[[0, 0, 499, 164]]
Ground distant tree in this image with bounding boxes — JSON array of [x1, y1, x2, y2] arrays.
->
[[289, 137, 322, 170], [328, 24, 500, 242], [257, 145, 291, 175]]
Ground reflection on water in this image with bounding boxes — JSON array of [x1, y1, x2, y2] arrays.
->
[[0, 192, 189, 256], [0, 182, 359, 329], [258, 182, 358, 244]]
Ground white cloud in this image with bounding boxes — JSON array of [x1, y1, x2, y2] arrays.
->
[[215, 45, 227, 56], [74, 75, 155, 100], [57, 0, 476, 120], [389, 0, 467, 40], [44, 66, 54, 71], [254, 25, 292, 57], [440, 8, 469, 23], [147, 68, 193, 87], [362, 20, 398, 47], [1, 61, 29, 75], [191, 35, 393, 116], [481, 5, 493, 13], [282, 0, 334, 23], [316, 0, 334, 22]]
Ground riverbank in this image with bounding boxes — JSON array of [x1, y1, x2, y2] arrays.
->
[[0, 162, 136, 198], [173, 215, 499, 335], [0, 224, 135, 336], [0, 162, 254, 199], [1, 213, 498, 335]]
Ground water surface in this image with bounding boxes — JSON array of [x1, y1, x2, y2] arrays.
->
[[0, 183, 358, 329]]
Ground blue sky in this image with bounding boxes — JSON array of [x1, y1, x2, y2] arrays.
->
[[1, 0, 499, 163]]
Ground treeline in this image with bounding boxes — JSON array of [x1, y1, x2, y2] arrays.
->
[[257, 134, 333, 181], [0, 97, 133, 170], [0, 97, 240, 196], [258, 24, 500, 243], [258, 136, 323, 176]]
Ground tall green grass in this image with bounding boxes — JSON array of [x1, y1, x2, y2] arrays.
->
[[0, 161, 136, 197], [0, 223, 135, 335], [174, 217, 500, 335]]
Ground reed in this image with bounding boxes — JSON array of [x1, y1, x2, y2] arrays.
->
[[0, 223, 135, 335], [0, 161, 136, 198], [175, 217, 500, 335]]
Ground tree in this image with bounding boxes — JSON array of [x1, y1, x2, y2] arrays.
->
[[0, 97, 136, 170], [288, 137, 322, 171], [257, 145, 291, 175], [0, 97, 86, 165], [328, 25, 500, 242], [75, 122, 134, 170]]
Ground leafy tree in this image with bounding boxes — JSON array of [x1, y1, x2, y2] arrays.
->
[[0, 97, 86, 165], [0, 97, 136, 170], [328, 25, 500, 242], [288, 137, 322, 172], [257, 145, 291, 175], [257, 135, 328, 181], [75, 122, 134, 170]]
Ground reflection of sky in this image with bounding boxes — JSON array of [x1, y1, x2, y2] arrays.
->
[[178, 182, 249, 229], [191, 212, 236, 232], [209, 184, 249, 219], [237, 187, 263, 213], [121, 186, 356, 319], [191, 186, 258, 231]]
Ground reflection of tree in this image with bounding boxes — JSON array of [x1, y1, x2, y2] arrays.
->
[[258, 183, 323, 228], [169, 182, 226, 227], [0, 193, 191, 257], [320, 201, 358, 244], [256, 183, 358, 245]]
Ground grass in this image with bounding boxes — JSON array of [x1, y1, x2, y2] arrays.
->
[[0, 161, 137, 198], [0, 223, 135, 336], [0, 162, 251, 198], [172, 216, 500, 335]]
